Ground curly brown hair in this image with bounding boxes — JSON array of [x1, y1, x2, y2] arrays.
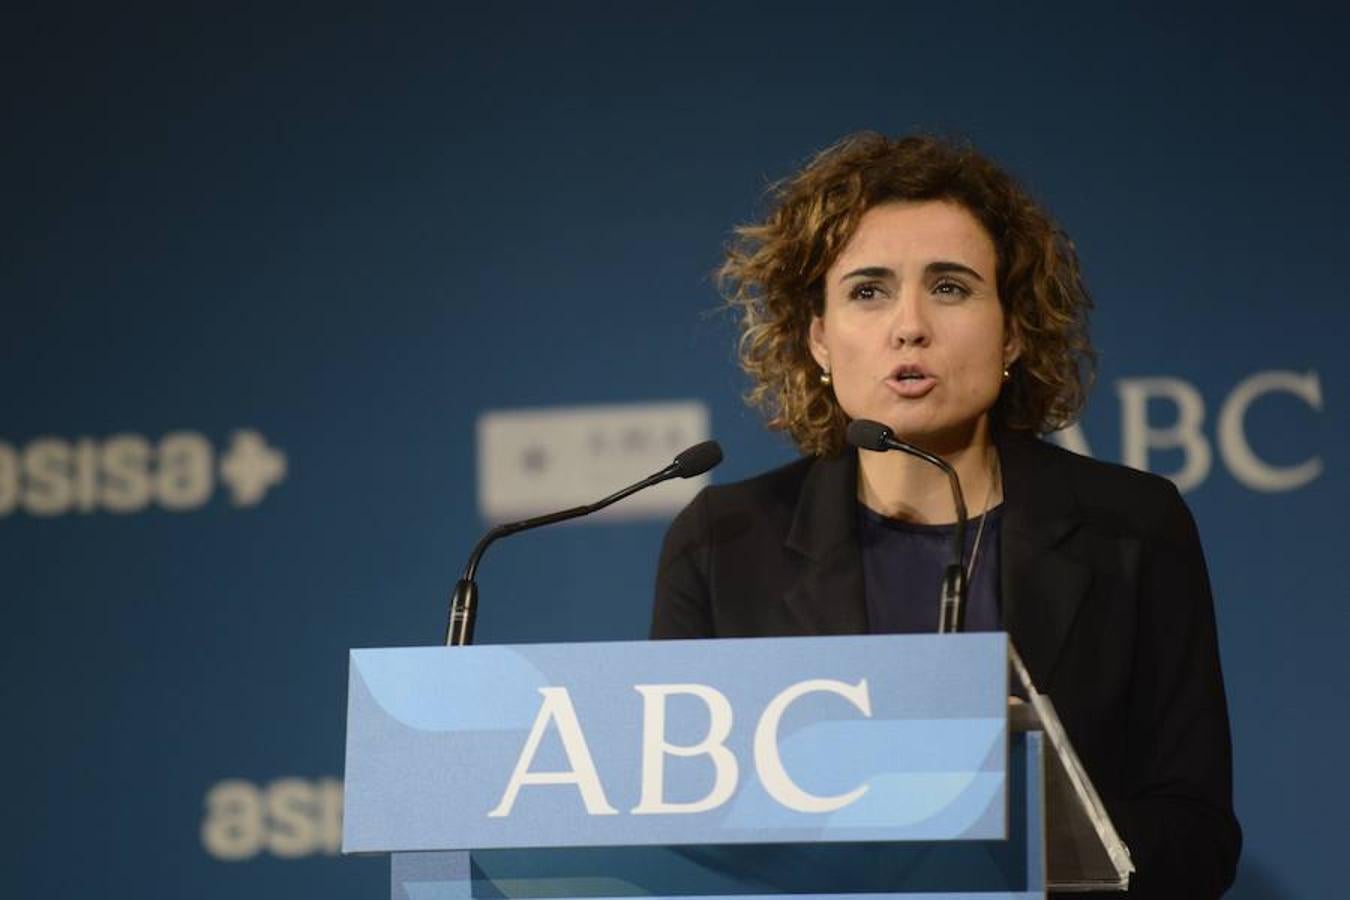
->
[[721, 132, 1095, 457]]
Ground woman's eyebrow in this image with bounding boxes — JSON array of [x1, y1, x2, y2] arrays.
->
[[838, 265, 893, 281], [838, 262, 985, 282], [927, 261, 985, 282]]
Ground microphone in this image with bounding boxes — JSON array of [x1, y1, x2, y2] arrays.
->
[[845, 419, 970, 633], [444, 440, 724, 646]]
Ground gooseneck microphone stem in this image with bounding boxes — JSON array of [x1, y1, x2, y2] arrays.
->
[[445, 441, 724, 646], [445, 475, 658, 646], [845, 420, 971, 633]]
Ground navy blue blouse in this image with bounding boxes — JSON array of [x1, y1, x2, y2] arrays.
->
[[857, 503, 1004, 634]]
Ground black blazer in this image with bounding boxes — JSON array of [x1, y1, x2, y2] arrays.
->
[[652, 431, 1241, 899]]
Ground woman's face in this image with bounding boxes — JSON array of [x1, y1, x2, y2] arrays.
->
[[809, 199, 1018, 453]]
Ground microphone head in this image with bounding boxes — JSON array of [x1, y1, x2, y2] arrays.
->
[[846, 419, 894, 452], [672, 440, 724, 478]]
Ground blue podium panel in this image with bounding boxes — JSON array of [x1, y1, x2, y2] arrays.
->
[[385, 733, 1045, 900], [344, 634, 1009, 853]]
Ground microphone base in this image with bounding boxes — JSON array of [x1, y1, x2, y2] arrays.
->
[[445, 579, 478, 646], [937, 564, 966, 634]]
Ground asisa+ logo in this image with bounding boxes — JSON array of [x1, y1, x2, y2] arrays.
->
[[0, 429, 287, 517]]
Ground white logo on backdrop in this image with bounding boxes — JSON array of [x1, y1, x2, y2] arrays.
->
[[1051, 369, 1322, 493], [477, 401, 710, 523], [0, 429, 287, 517], [200, 777, 342, 861]]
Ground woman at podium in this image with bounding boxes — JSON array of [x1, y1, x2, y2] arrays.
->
[[651, 133, 1241, 897]]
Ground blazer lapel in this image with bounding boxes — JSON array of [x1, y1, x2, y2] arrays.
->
[[775, 436, 1090, 668], [782, 454, 869, 635], [998, 432, 1091, 690]]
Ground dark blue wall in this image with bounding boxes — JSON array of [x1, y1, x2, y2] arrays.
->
[[3, 4, 1345, 897]]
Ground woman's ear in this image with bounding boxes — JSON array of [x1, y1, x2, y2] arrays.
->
[[808, 316, 830, 371], [1003, 320, 1023, 369]]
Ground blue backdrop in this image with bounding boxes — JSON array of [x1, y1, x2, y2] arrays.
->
[[3, 4, 1345, 898]]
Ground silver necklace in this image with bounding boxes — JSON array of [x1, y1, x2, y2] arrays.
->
[[965, 452, 1001, 584]]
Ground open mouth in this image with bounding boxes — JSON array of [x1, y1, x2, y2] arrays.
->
[[886, 365, 936, 396]]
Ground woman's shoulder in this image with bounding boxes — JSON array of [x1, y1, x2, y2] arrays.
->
[[664, 453, 824, 542], [701, 454, 818, 507], [1014, 433, 1197, 546]]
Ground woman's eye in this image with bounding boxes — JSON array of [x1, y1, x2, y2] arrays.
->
[[933, 279, 971, 299], [848, 283, 884, 301]]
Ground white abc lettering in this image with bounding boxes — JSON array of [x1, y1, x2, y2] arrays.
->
[[1218, 370, 1323, 492], [631, 684, 738, 815], [489, 687, 618, 818], [753, 679, 872, 813], [1046, 422, 1092, 457], [1117, 377, 1212, 492]]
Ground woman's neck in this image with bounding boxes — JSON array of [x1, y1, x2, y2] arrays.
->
[[855, 429, 1000, 525]]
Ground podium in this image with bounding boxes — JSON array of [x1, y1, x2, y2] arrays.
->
[[343, 633, 1132, 898]]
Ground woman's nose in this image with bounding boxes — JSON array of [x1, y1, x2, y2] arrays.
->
[[889, 290, 931, 348]]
